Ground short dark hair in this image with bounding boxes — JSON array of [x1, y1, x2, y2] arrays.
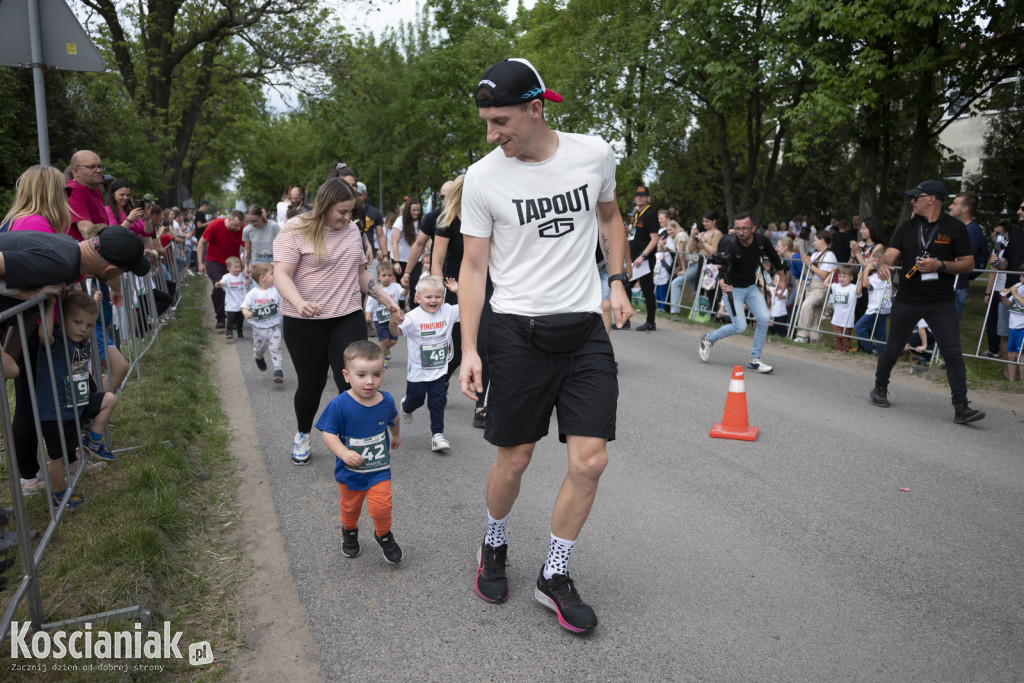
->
[[344, 340, 383, 366], [734, 212, 752, 222], [956, 192, 979, 216], [62, 289, 98, 319], [230, 209, 246, 222]]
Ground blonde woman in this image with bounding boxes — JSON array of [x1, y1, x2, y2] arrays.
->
[[273, 177, 404, 464], [1, 165, 71, 234]]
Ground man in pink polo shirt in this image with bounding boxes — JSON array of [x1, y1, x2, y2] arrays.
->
[[66, 150, 109, 242]]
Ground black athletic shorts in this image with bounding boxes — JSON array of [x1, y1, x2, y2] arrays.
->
[[484, 311, 617, 447], [40, 392, 104, 461]]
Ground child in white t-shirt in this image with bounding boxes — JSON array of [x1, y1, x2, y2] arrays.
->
[[769, 269, 789, 335], [653, 234, 673, 312], [999, 264, 1024, 376], [389, 276, 460, 454], [365, 262, 406, 367], [215, 256, 247, 340], [854, 257, 892, 354], [828, 265, 859, 352], [242, 262, 284, 383]]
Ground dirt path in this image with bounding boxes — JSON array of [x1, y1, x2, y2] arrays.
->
[[205, 295, 324, 682]]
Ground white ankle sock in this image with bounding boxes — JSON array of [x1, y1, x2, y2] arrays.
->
[[485, 511, 508, 548], [543, 533, 576, 580]]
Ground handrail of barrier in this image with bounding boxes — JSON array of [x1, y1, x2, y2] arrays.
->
[[1, 269, 167, 641]]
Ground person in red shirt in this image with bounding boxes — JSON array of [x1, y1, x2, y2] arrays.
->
[[197, 210, 245, 327], [65, 150, 108, 242]]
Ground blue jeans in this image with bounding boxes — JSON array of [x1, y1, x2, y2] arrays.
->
[[954, 287, 968, 324], [654, 283, 669, 311], [403, 376, 446, 435], [707, 284, 771, 361], [855, 312, 888, 354], [669, 263, 700, 314]]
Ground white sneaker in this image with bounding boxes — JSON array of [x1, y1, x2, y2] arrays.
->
[[431, 433, 451, 453], [400, 397, 413, 424], [747, 358, 773, 374], [698, 334, 712, 362], [292, 431, 311, 465], [20, 477, 46, 496]]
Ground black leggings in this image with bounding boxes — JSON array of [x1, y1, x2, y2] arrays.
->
[[282, 311, 367, 433]]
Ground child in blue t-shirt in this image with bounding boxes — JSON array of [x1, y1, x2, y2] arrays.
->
[[315, 340, 403, 563], [36, 290, 118, 509]]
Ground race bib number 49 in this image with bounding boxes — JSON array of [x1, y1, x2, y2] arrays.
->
[[419, 341, 447, 369]]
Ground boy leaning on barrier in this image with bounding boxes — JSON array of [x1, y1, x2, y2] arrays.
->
[[999, 262, 1024, 382], [29, 290, 117, 509]]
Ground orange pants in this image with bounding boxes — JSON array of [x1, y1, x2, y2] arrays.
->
[[832, 325, 853, 352], [338, 480, 392, 536]]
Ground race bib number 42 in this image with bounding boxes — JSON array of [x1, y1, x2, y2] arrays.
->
[[346, 431, 390, 473]]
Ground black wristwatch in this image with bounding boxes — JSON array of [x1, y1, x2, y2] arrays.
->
[[608, 273, 628, 287], [938, 261, 946, 272]]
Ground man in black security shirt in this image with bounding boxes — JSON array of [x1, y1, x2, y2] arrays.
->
[[871, 180, 983, 424], [628, 185, 660, 331], [697, 212, 783, 373]]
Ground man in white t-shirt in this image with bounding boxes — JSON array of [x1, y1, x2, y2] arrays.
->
[[458, 58, 632, 634]]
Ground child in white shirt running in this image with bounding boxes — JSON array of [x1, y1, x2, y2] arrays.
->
[[389, 275, 459, 454], [828, 265, 859, 352], [215, 256, 247, 340], [365, 262, 406, 367], [242, 262, 284, 383]]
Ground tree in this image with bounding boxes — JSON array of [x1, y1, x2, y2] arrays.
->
[[965, 75, 1024, 227]]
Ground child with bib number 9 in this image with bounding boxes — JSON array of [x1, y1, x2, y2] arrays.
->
[[388, 275, 460, 454], [315, 340, 403, 563]]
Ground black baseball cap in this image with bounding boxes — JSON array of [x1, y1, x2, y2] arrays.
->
[[635, 185, 650, 196], [93, 226, 150, 276], [904, 180, 949, 201], [475, 58, 563, 108]]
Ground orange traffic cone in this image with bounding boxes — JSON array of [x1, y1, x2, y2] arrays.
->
[[710, 365, 759, 441]]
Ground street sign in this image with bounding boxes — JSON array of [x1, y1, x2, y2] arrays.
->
[[0, 0, 104, 71]]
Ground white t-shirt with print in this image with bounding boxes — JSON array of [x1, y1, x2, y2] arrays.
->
[[864, 273, 893, 315], [398, 303, 460, 383], [810, 250, 838, 284], [365, 282, 404, 325], [242, 285, 283, 328], [461, 131, 617, 316], [219, 272, 248, 312], [1007, 282, 1024, 330], [771, 286, 788, 317], [829, 281, 859, 327]]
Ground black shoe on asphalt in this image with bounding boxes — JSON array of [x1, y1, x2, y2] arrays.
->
[[954, 405, 985, 425], [215, 319, 225, 329], [341, 527, 360, 558], [475, 541, 508, 603], [375, 531, 403, 563], [535, 569, 598, 633], [473, 408, 488, 429], [636, 321, 656, 332], [869, 386, 889, 408], [255, 357, 268, 371], [237, 330, 244, 339]]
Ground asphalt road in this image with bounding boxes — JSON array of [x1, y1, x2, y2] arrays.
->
[[231, 318, 1023, 681]]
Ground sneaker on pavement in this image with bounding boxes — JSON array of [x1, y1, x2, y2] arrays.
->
[[255, 357, 268, 371], [82, 437, 115, 462], [342, 527, 360, 558], [225, 329, 234, 340], [292, 431, 311, 465], [475, 541, 509, 603], [400, 397, 413, 424], [215, 319, 225, 329], [472, 408, 488, 429], [384, 349, 391, 361], [431, 433, 451, 453], [747, 358, 773, 374], [20, 477, 46, 496], [635, 321, 656, 332], [374, 531, 403, 563], [53, 489, 84, 510], [698, 334, 712, 362], [535, 569, 598, 633], [273, 369, 284, 384], [869, 386, 889, 408], [954, 404, 985, 425]]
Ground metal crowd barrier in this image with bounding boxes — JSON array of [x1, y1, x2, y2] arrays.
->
[[1, 267, 172, 641], [645, 246, 1023, 370]]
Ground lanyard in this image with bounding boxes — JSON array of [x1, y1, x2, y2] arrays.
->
[[918, 217, 941, 253], [632, 205, 649, 228]]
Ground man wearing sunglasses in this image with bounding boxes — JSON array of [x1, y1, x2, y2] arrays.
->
[[871, 180, 983, 424]]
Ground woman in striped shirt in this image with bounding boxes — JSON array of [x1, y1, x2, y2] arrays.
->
[[274, 178, 404, 465]]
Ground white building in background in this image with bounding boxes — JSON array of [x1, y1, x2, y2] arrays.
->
[[939, 75, 1019, 181]]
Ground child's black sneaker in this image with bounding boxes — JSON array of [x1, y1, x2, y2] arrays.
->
[[535, 569, 598, 633], [475, 540, 508, 603], [374, 531, 403, 563], [225, 329, 234, 340], [255, 357, 268, 371], [342, 527, 360, 558], [82, 436, 115, 462]]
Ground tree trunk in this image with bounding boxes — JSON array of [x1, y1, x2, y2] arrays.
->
[[755, 119, 784, 225], [162, 41, 220, 207], [715, 111, 736, 224], [857, 129, 879, 223]]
